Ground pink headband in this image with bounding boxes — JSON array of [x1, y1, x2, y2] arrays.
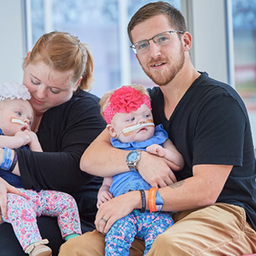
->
[[104, 86, 152, 124]]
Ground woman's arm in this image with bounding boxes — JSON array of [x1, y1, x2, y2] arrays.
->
[[15, 92, 106, 192]]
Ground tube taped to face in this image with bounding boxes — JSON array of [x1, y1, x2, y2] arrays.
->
[[11, 118, 30, 131], [122, 122, 155, 134], [11, 118, 26, 125], [115, 121, 155, 138]]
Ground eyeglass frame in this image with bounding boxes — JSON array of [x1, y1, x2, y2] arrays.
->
[[130, 30, 185, 54]]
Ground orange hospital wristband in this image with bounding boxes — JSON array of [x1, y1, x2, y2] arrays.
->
[[149, 188, 157, 213]]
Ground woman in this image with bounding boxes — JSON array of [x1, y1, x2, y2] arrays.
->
[[0, 31, 106, 256]]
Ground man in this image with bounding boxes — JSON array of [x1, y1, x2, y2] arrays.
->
[[59, 1, 256, 255]]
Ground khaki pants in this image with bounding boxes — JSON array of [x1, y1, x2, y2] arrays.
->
[[58, 203, 256, 256]]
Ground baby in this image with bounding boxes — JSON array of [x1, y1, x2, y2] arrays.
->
[[97, 84, 184, 256], [0, 82, 81, 256]]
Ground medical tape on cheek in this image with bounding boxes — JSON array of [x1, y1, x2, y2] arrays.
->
[[10, 118, 31, 131], [11, 118, 25, 125]]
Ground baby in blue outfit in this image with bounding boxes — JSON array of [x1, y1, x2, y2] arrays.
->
[[98, 84, 184, 256]]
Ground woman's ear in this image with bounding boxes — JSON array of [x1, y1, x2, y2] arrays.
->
[[24, 52, 31, 67], [73, 76, 82, 91], [106, 124, 117, 138]]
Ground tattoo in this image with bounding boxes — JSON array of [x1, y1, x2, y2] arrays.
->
[[169, 180, 185, 189]]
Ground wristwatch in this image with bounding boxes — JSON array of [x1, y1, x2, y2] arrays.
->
[[126, 150, 141, 172]]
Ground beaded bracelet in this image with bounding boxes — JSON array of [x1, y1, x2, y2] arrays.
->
[[140, 190, 146, 213], [0, 147, 12, 171], [9, 150, 18, 173]]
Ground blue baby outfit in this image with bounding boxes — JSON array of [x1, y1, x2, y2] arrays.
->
[[110, 124, 168, 196], [105, 124, 174, 256]]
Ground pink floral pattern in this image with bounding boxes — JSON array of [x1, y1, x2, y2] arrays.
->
[[2, 189, 81, 250]]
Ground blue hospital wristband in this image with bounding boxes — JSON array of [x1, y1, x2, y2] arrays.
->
[[0, 147, 13, 171], [155, 190, 164, 211]]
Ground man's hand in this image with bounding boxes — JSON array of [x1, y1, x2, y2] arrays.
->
[[137, 151, 177, 188], [95, 191, 139, 234]]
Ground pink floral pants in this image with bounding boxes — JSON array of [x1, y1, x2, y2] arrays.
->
[[2, 188, 81, 250]]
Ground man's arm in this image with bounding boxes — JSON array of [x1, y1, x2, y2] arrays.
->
[[80, 128, 177, 187], [95, 164, 232, 234], [80, 129, 129, 176]]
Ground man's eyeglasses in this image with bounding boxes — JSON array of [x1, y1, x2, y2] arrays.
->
[[130, 30, 184, 54]]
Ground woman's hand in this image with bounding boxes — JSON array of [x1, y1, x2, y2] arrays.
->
[[0, 177, 23, 219], [95, 190, 140, 234], [137, 151, 177, 188]]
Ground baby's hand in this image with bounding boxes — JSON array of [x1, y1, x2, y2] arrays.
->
[[14, 131, 31, 146], [97, 191, 113, 209], [146, 144, 166, 157], [23, 130, 39, 144]]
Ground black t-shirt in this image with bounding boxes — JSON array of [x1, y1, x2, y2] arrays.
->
[[149, 72, 256, 229], [16, 89, 106, 228]]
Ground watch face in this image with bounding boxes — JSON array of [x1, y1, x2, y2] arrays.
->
[[128, 151, 138, 162]]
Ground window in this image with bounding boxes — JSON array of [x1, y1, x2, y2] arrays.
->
[[232, 0, 256, 144], [26, 0, 181, 97]]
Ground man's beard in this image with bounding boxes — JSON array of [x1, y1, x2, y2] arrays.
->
[[140, 47, 185, 86]]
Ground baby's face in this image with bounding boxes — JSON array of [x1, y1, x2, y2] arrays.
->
[[111, 104, 155, 143], [0, 98, 34, 136]]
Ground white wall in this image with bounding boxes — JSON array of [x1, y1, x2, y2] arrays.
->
[[0, 0, 25, 85], [181, 0, 230, 84]]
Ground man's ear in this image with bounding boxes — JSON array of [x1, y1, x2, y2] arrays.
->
[[106, 124, 117, 138], [182, 31, 192, 52]]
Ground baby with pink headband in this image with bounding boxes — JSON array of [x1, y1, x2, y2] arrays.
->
[[98, 84, 184, 256], [102, 84, 155, 140]]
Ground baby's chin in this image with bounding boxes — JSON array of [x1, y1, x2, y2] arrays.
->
[[133, 133, 153, 143]]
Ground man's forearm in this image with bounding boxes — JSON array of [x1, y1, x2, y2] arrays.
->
[[80, 129, 129, 177]]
